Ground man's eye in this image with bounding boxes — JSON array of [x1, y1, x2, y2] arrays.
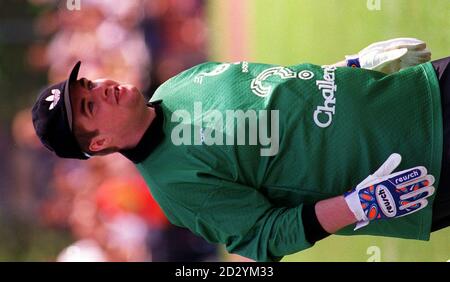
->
[[88, 81, 94, 89]]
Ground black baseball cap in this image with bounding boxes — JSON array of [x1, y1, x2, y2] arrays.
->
[[32, 61, 91, 159]]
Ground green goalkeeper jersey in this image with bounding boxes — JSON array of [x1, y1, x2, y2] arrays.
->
[[135, 61, 442, 261]]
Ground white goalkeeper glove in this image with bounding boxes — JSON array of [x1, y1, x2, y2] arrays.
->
[[344, 153, 435, 230], [345, 38, 431, 74]]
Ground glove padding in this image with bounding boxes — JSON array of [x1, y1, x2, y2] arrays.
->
[[344, 153, 435, 230], [346, 38, 432, 74]]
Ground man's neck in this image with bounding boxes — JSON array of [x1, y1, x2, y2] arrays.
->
[[125, 106, 156, 150], [119, 101, 165, 163]]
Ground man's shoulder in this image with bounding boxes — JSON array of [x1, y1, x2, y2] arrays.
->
[[165, 61, 225, 82], [151, 61, 218, 97]]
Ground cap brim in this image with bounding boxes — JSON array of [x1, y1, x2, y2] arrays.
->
[[64, 61, 81, 131]]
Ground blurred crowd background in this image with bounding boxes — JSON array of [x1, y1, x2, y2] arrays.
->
[[0, 0, 248, 261]]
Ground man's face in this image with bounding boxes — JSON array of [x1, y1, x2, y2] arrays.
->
[[69, 78, 149, 152]]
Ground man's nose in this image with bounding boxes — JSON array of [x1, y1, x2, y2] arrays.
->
[[92, 83, 109, 102]]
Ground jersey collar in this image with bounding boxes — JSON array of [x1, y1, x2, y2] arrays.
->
[[120, 100, 164, 163]]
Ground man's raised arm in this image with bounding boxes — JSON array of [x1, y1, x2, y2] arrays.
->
[[330, 38, 431, 73]]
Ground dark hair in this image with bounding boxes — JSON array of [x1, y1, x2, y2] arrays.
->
[[73, 125, 119, 156]]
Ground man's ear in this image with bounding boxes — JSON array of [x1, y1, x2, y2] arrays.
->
[[89, 135, 111, 152]]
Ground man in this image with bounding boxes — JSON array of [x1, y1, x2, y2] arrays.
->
[[32, 38, 449, 261]]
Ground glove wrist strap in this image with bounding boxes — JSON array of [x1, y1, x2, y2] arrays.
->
[[346, 56, 361, 68], [344, 190, 368, 222], [344, 190, 370, 230]]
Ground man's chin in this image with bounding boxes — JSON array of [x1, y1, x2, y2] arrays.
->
[[118, 85, 141, 105]]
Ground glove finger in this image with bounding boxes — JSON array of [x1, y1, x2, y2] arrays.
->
[[359, 41, 389, 54], [379, 48, 408, 62], [397, 175, 435, 193], [389, 42, 426, 51], [387, 166, 427, 185], [401, 56, 430, 67], [400, 186, 436, 202], [393, 175, 430, 194], [356, 153, 402, 189], [372, 153, 402, 177], [359, 38, 425, 56], [385, 38, 425, 48], [400, 182, 435, 200], [370, 48, 408, 72], [409, 49, 432, 58], [400, 54, 431, 68], [403, 50, 432, 62], [398, 198, 429, 212], [367, 38, 424, 50], [414, 175, 435, 188], [386, 37, 425, 45], [408, 54, 432, 63], [356, 175, 375, 189]]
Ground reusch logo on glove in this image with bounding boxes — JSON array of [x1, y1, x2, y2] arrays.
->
[[392, 169, 420, 185], [376, 185, 396, 217]]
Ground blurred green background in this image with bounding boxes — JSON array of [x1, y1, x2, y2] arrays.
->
[[209, 0, 449, 261], [209, 0, 449, 64]]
